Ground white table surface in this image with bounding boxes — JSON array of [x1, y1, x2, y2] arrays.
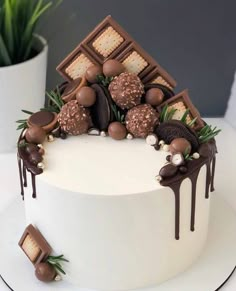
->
[[0, 118, 235, 291]]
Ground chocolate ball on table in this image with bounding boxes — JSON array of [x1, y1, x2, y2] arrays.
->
[[25, 126, 46, 144], [35, 262, 56, 282], [145, 88, 164, 106], [109, 72, 144, 110], [103, 59, 125, 77], [169, 138, 192, 154], [85, 65, 103, 83], [76, 86, 96, 107], [126, 104, 159, 138], [108, 122, 127, 140]]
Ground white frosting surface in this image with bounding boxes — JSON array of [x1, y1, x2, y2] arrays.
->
[[40, 135, 168, 195]]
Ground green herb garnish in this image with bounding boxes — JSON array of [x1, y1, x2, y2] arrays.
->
[[159, 104, 177, 122], [45, 87, 64, 113], [111, 104, 125, 123], [97, 75, 113, 87], [16, 109, 33, 130], [47, 254, 69, 275], [197, 124, 221, 144]]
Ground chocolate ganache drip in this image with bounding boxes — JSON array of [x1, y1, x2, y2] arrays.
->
[[161, 140, 217, 240]]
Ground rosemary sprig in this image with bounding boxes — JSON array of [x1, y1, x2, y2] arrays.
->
[[47, 254, 69, 275], [197, 124, 221, 143], [183, 147, 193, 161], [16, 109, 33, 130], [111, 104, 125, 123], [97, 75, 113, 87], [187, 117, 198, 127], [160, 104, 177, 122], [45, 87, 64, 113], [180, 109, 190, 123]]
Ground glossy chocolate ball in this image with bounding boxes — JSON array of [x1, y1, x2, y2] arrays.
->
[[103, 59, 125, 77], [76, 86, 96, 107], [169, 138, 192, 154], [145, 88, 164, 106], [25, 126, 46, 144], [85, 65, 103, 83], [35, 263, 56, 282], [108, 122, 127, 140], [25, 144, 38, 154], [29, 151, 43, 165]]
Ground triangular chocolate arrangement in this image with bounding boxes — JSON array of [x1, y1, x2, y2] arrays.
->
[[56, 15, 176, 89]]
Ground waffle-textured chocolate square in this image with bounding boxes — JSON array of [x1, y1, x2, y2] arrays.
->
[[19, 224, 52, 265], [157, 89, 205, 129], [57, 15, 177, 87]]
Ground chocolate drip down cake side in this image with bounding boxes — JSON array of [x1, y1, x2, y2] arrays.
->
[[16, 15, 221, 290]]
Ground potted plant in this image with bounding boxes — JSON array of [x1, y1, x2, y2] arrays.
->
[[0, 0, 58, 152]]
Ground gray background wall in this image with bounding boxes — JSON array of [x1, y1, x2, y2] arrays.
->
[[39, 0, 236, 116]]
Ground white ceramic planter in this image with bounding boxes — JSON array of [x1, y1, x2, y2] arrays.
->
[[0, 35, 48, 153]]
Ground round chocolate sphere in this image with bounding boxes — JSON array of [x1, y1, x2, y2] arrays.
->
[[169, 138, 192, 154], [85, 65, 103, 83], [126, 104, 159, 138], [145, 88, 164, 106], [25, 126, 46, 144], [58, 100, 91, 135], [108, 122, 127, 140], [29, 151, 43, 165], [25, 144, 38, 154], [35, 263, 56, 282], [76, 86, 96, 107], [103, 59, 125, 77], [109, 72, 144, 110]]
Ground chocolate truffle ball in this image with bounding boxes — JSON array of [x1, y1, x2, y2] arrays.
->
[[29, 151, 43, 165], [76, 86, 96, 107], [169, 138, 192, 154], [145, 88, 164, 106], [108, 72, 144, 110], [108, 122, 127, 140], [58, 100, 91, 135], [85, 65, 103, 83], [125, 104, 159, 138], [35, 263, 56, 282], [103, 59, 125, 77], [25, 126, 46, 144]]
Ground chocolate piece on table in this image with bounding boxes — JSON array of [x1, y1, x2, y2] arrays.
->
[[145, 88, 164, 106], [155, 120, 199, 152], [25, 126, 46, 144], [56, 15, 176, 88], [90, 84, 114, 130], [157, 89, 204, 130], [170, 138, 192, 155], [19, 224, 52, 265], [108, 121, 127, 140]]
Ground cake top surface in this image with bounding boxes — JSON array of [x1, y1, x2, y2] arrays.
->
[[39, 135, 167, 195]]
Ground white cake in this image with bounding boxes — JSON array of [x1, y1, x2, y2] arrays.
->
[[23, 135, 210, 290]]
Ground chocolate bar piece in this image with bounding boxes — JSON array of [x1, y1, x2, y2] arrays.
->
[[19, 224, 52, 265], [157, 89, 204, 129], [56, 15, 176, 88]]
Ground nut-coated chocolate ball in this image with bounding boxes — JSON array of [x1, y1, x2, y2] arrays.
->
[[25, 126, 46, 144], [169, 138, 192, 154], [108, 122, 127, 140], [103, 59, 125, 77], [35, 263, 56, 282], [145, 88, 164, 106], [85, 65, 103, 83], [29, 151, 43, 165], [76, 86, 96, 107]]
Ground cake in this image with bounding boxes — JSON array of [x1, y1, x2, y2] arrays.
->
[[16, 16, 220, 290]]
